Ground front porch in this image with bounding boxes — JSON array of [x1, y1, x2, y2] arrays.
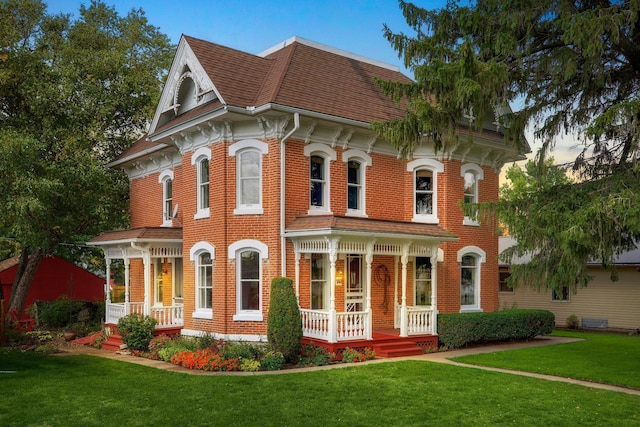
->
[[105, 301, 184, 329]]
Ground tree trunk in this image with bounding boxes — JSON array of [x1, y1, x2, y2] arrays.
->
[[7, 247, 45, 323]]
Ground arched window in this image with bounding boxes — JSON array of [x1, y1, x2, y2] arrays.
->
[[158, 170, 174, 226], [229, 240, 268, 321], [304, 143, 336, 214], [407, 159, 444, 224], [461, 163, 484, 225], [191, 147, 211, 219], [343, 149, 371, 217], [190, 242, 215, 319], [229, 139, 268, 215], [457, 246, 486, 312]]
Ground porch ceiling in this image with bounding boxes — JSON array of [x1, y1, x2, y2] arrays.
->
[[284, 215, 457, 243]]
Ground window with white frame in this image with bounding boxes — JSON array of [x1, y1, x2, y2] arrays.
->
[[407, 159, 443, 224], [415, 257, 432, 306], [458, 246, 485, 312], [343, 149, 371, 217], [229, 239, 268, 321], [154, 260, 164, 306], [190, 242, 215, 319], [158, 170, 174, 226], [552, 286, 570, 302], [304, 143, 336, 214], [229, 139, 268, 215], [191, 147, 211, 219], [311, 253, 328, 310], [461, 163, 484, 225]]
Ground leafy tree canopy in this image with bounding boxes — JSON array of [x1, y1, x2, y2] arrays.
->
[[0, 0, 173, 314], [377, 0, 640, 289]]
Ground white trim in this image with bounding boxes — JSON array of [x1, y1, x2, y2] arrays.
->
[[228, 239, 268, 259], [461, 163, 483, 226], [342, 149, 372, 166], [305, 144, 335, 215], [343, 150, 370, 217], [304, 143, 337, 161], [190, 147, 211, 164], [192, 311, 213, 320], [456, 246, 486, 263], [159, 170, 174, 227], [228, 139, 269, 156], [190, 241, 215, 261], [460, 163, 484, 180], [158, 169, 174, 183], [408, 159, 443, 224]]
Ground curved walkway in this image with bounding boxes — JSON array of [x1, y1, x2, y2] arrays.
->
[[59, 336, 640, 396]]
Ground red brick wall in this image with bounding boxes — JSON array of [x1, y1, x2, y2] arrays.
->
[[127, 135, 501, 336]]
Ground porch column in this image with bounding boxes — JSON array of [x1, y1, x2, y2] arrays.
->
[[104, 255, 111, 304], [294, 250, 301, 303], [142, 252, 151, 316], [365, 242, 374, 340], [400, 244, 410, 338], [327, 238, 339, 343], [432, 245, 439, 335]]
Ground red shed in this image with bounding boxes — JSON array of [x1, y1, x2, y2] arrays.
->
[[0, 255, 104, 322]]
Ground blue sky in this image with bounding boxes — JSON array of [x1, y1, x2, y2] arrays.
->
[[46, 0, 449, 76]]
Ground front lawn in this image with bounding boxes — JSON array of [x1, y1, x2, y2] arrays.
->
[[452, 330, 640, 389], [0, 348, 638, 426]]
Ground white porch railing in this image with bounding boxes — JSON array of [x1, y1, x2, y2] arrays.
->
[[406, 306, 435, 335], [300, 309, 369, 342], [105, 302, 184, 329]]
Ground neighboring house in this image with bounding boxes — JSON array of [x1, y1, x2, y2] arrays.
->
[[89, 35, 526, 354], [0, 255, 104, 322], [499, 236, 640, 331]]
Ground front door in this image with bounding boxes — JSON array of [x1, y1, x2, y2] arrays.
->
[[345, 255, 365, 312]]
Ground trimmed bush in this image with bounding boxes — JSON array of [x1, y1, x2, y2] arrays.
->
[[438, 309, 554, 349], [117, 313, 157, 351], [267, 277, 302, 363], [261, 351, 285, 371]]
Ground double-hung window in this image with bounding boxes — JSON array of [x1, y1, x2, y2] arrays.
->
[[190, 242, 215, 319], [415, 257, 432, 306], [343, 149, 371, 217], [304, 143, 336, 214], [191, 147, 211, 219], [229, 139, 268, 215], [461, 163, 484, 225], [311, 253, 328, 310], [230, 239, 268, 321], [407, 159, 443, 224], [458, 246, 486, 312], [159, 170, 174, 226]]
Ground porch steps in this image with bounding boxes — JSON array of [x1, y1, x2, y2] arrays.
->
[[372, 340, 425, 358], [101, 333, 125, 352]]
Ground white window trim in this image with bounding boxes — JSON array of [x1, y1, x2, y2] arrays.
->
[[191, 147, 211, 219], [461, 163, 484, 226], [190, 241, 215, 319], [229, 240, 268, 321], [310, 253, 330, 311], [407, 158, 444, 224], [457, 246, 486, 313], [158, 170, 174, 227], [413, 256, 432, 306], [343, 149, 371, 217], [229, 139, 268, 215], [304, 143, 336, 215]]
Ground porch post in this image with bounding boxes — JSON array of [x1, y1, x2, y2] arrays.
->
[[142, 252, 151, 316], [400, 244, 409, 338], [327, 238, 339, 343], [294, 250, 301, 304], [104, 255, 111, 304], [365, 242, 374, 340], [432, 245, 439, 335]]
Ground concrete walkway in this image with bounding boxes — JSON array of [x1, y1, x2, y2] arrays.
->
[[58, 336, 640, 396]]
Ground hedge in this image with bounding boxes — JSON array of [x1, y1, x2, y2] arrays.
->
[[438, 309, 555, 349]]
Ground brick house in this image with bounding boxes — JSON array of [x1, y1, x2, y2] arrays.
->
[[89, 35, 526, 354]]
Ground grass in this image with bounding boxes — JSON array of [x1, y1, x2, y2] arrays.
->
[[1, 344, 639, 426], [452, 330, 640, 389]]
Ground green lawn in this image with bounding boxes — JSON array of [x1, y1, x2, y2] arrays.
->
[[1, 346, 638, 426], [452, 330, 640, 389]]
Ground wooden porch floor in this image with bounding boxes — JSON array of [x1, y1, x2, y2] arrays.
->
[[302, 329, 439, 359]]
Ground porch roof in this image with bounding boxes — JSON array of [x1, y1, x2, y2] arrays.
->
[[284, 215, 457, 242], [88, 227, 183, 246]]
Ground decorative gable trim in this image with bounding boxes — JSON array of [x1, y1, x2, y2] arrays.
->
[[149, 36, 220, 134]]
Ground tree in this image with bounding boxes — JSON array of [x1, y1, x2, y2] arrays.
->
[[375, 0, 640, 289], [267, 277, 302, 363], [0, 0, 173, 319]]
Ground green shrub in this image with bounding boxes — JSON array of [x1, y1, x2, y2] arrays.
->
[[438, 309, 554, 349], [117, 313, 157, 351], [261, 351, 285, 371], [342, 347, 376, 363], [267, 277, 302, 363], [221, 341, 265, 361], [566, 314, 580, 330], [35, 298, 103, 329], [240, 359, 261, 372], [299, 344, 334, 367]]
